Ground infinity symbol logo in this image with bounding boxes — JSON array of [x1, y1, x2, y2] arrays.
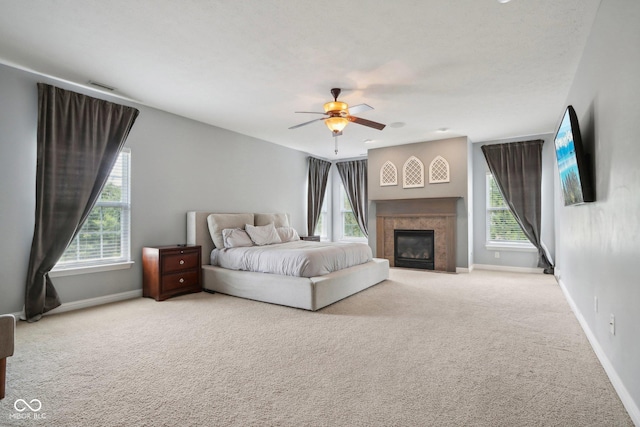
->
[[14, 399, 42, 412]]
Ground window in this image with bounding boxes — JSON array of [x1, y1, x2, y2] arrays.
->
[[429, 156, 450, 183], [380, 161, 397, 186], [486, 173, 532, 247], [340, 185, 365, 240], [314, 187, 329, 240], [402, 156, 424, 188], [56, 149, 131, 269]]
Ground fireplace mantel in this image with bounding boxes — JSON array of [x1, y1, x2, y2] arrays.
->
[[375, 198, 458, 272]]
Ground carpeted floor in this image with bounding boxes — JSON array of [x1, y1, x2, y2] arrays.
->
[[1, 269, 633, 426]]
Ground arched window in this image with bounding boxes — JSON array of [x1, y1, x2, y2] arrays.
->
[[380, 161, 397, 186], [429, 156, 450, 184], [403, 156, 424, 188]]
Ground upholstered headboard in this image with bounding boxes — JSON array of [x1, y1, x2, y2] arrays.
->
[[186, 211, 290, 265]]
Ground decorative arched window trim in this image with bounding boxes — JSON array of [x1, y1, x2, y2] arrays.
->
[[402, 156, 424, 188], [429, 155, 450, 184], [379, 161, 398, 186]]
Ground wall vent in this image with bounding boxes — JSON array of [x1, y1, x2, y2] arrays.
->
[[88, 80, 116, 92]]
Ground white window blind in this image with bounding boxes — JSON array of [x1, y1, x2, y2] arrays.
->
[[56, 149, 131, 268], [486, 173, 530, 244]]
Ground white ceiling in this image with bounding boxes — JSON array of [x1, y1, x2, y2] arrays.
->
[[0, 0, 601, 159]]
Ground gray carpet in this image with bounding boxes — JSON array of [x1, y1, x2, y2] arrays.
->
[[2, 269, 633, 426]]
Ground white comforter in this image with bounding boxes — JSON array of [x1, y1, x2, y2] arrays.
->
[[210, 240, 372, 277]]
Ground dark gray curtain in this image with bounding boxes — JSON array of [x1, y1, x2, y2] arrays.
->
[[307, 157, 332, 236], [336, 159, 368, 237], [481, 140, 553, 273], [25, 84, 139, 322]]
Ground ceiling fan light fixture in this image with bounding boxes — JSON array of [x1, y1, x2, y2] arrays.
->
[[323, 101, 348, 114], [290, 88, 385, 136], [325, 116, 349, 133]]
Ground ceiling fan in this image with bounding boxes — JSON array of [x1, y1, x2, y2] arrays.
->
[[289, 88, 386, 154]]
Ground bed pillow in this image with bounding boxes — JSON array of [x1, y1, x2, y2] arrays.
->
[[222, 228, 254, 248], [277, 226, 300, 242], [255, 213, 290, 228], [245, 223, 282, 246], [207, 213, 254, 248]]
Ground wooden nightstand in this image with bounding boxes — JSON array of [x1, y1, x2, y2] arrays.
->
[[142, 245, 202, 301], [301, 235, 321, 242]]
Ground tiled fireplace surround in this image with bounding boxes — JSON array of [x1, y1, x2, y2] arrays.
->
[[375, 197, 458, 272]]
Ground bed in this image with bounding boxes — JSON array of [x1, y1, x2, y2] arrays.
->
[[186, 211, 389, 311]]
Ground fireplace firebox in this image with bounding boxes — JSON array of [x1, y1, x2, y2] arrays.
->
[[394, 229, 435, 270]]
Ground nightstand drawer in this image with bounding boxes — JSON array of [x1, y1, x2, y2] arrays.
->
[[162, 251, 199, 273], [162, 270, 200, 292]]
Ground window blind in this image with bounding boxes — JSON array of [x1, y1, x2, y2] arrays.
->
[[486, 173, 529, 243], [57, 149, 131, 267]]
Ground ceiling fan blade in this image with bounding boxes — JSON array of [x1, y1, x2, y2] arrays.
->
[[294, 111, 326, 115], [348, 104, 373, 115], [289, 117, 326, 129], [348, 116, 386, 130]]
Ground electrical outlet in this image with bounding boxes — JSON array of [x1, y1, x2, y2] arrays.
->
[[494, 252, 500, 259], [610, 314, 615, 335], [594, 296, 598, 313]]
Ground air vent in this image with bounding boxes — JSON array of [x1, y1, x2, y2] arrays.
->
[[88, 80, 116, 91]]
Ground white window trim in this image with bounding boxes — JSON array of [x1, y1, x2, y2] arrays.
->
[[50, 261, 134, 277], [485, 173, 535, 251], [485, 242, 536, 252]]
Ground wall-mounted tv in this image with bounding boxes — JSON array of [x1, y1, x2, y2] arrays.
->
[[553, 105, 594, 205]]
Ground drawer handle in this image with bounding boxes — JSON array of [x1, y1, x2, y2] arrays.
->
[[179, 260, 185, 265], [179, 278, 184, 283]]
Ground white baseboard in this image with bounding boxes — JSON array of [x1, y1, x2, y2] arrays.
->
[[14, 290, 143, 320], [472, 264, 544, 274], [456, 267, 471, 273], [556, 276, 640, 426]]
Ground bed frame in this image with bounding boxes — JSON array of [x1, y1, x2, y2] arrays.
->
[[186, 211, 389, 311]]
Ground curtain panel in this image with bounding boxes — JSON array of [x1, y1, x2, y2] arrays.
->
[[481, 139, 553, 273], [336, 159, 369, 237], [307, 157, 332, 236], [24, 84, 139, 322]]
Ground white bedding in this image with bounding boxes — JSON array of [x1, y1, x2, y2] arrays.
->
[[210, 240, 372, 277]]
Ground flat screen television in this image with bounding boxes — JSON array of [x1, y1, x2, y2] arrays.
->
[[553, 105, 594, 205]]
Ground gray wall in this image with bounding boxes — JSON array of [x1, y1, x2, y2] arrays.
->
[[471, 134, 556, 269], [556, 0, 640, 421], [367, 137, 469, 268], [0, 63, 308, 315], [466, 138, 474, 268]]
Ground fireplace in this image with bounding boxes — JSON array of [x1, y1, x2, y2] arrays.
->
[[375, 198, 458, 272], [394, 229, 435, 270]]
